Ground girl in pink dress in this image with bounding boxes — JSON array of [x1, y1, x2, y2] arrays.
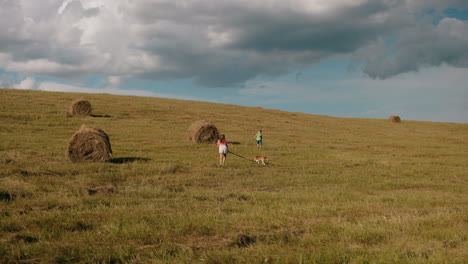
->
[[216, 134, 229, 166]]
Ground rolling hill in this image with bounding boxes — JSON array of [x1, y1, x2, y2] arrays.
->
[[1, 88, 467, 263]]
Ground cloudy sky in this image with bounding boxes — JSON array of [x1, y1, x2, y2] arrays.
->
[[1, 0, 467, 123]]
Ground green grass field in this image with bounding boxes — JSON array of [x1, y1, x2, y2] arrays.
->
[[0, 88, 467, 263]]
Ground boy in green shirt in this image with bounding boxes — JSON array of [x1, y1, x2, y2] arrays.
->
[[255, 130, 263, 149]]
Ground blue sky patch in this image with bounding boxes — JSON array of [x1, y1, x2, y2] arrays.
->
[[444, 8, 468, 21]]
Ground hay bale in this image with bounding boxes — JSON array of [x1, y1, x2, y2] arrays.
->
[[188, 120, 219, 143], [68, 125, 112, 162], [70, 99, 92, 117], [388, 115, 401, 123]]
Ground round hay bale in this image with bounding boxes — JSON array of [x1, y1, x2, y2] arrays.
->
[[70, 99, 92, 117], [188, 120, 219, 143], [68, 125, 112, 162], [388, 115, 401, 123]]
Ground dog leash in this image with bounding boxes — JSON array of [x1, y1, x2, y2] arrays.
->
[[229, 151, 256, 162]]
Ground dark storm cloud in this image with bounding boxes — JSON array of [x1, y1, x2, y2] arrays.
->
[[360, 17, 468, 78], [225, 1, 402, 52], [123, 0, 409, 86]]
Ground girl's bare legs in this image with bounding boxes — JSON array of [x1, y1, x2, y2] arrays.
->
[[219, 153, 226, 166]]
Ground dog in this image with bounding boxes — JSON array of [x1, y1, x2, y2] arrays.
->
[[253, 156, 268, 165]]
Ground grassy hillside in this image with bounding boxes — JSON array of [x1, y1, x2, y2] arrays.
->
[[0, 88, 467, 263]]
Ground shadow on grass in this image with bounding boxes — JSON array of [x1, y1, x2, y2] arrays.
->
[[230, 142, 241, 145], [0, 191, 15, 202], [91, 114, 112, 118], [109, 157, 150, 164]]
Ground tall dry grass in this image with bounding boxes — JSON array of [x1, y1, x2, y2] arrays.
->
[[0, 88, 467, 263]]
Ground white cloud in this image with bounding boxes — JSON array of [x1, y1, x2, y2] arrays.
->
[[13, 77, 38, 90], [107, 76, 122, 87], [57, 0, 73, 15], [7, 59, 72, 74]]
